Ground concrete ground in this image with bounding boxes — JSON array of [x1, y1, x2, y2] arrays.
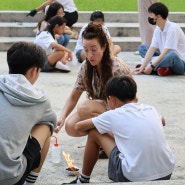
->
[[1, 51, 185, 185]]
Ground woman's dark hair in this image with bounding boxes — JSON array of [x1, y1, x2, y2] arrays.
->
[[82, 23, 112, 101], [106, 76, 137, 102], [90, 10, 104, 22], [37, 2, 64, 31], [45, 15, 66, 38], [7, 42, 46, 75], [148, 2, 168, 19]]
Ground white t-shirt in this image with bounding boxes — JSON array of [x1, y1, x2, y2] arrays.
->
[[151, 20, 185, 61], [74, 23, 111, 54], [34, 31, 56, 56], [92, 103, 175, 181], [54, 0, 77, 12]]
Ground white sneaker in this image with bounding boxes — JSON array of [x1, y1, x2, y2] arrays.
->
[[55, 62, 71, 72]]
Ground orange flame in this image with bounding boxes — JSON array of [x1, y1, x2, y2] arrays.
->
[[62, 151, 77, 170]]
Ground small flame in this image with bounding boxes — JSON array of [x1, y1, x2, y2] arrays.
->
[[62, 151, 77, 170]]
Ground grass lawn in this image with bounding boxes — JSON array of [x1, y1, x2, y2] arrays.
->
[[0, 0, 185, 11]]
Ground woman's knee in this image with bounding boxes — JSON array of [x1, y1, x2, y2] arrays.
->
[[77, 100, 106, 118]]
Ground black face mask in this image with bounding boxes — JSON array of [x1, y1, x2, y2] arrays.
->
[[148, 17, 156, 25]]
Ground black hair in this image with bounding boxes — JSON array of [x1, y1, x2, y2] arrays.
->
[[106, 76, 137, 102], [7, 42, 46, 75], [37, 2, 64, 31], [90, 10, 104, 22], [45, 15, 66, 38], [148, 2, 168, 19]]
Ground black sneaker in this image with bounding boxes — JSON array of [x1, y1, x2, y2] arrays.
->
[[62, 178, 88, 184]]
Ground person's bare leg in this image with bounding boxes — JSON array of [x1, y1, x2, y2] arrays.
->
[[30, 124, 51, 172], [82, 129, 116, 176], [48, 50, 65, 66], [61, 52, 69, 64], [65, 100, 106, 136], [113, 45, 121, 56]]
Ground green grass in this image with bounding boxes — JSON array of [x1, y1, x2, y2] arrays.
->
[[0, 0, 185, 11]]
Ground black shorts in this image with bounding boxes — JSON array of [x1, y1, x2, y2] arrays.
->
[[15, 136, 41, 185], [64, 11, 78, 27]]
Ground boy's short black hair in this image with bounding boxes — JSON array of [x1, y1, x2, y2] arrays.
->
[[90, 10, 104, 22], [7, 42, 46, 75], [106, 76, 137, 102], [148, 2, 168, 19]]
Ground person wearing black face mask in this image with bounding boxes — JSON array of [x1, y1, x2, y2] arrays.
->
[[148, 17, 157, 25], [133, 2, 185, 76]]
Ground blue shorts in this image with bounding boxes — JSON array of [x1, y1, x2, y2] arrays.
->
[[14, 136, 41, 185]]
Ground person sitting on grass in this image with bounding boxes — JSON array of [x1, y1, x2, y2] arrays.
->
[[0, 42, 57, 185], [133, 2, 185, 76], [62, 76, 175, 184]]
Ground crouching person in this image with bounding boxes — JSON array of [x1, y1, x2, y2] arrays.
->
[[62, 76, 175, 184], [0, 42, 57, 185]]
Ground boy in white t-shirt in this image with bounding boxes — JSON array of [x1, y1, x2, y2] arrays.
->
[[62, 76, 175, 184]]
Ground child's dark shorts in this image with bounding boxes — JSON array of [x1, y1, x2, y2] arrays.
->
[[108, 146, 172, 182], [108, 146, 130, 182], [41, 59, 55, 72], [14, 136, 41, 185]]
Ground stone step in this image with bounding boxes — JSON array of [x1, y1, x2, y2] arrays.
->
[[0, 36, 141, 51], [0, 22, 140, 37], [1, 22, 185, 37], [0, 11, 185, 23], [0, 11, 185, 51]]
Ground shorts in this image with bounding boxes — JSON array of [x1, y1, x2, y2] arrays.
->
[[41, 59, 55, 72], [108, 146, 130, 182], [64, 11, 78, 27], [108, 146, 172, 182], [75, 49, 83, 63], [14, 136, 41, 185]]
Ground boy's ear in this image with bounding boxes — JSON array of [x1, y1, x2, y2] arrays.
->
[[109, 96, 116, 106], [29, 67, 37, 77]]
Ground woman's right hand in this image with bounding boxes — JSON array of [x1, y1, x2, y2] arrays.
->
[[55, 118, 65, 133]]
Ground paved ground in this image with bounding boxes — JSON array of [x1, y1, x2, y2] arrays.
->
[[1, 51, 185, 185]]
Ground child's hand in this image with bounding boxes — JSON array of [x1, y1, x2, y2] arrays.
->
[[67, 51, 73, 61]]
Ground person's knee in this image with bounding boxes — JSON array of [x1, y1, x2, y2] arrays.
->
[[138, 44, 149, 57], [77, 100, 91, 117], [31, 124, 51, 146], [88, 129, 99, 141], [166, 51, 178, 61]]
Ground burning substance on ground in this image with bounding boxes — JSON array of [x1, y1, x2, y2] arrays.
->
[[62, 151, 79, 176]]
